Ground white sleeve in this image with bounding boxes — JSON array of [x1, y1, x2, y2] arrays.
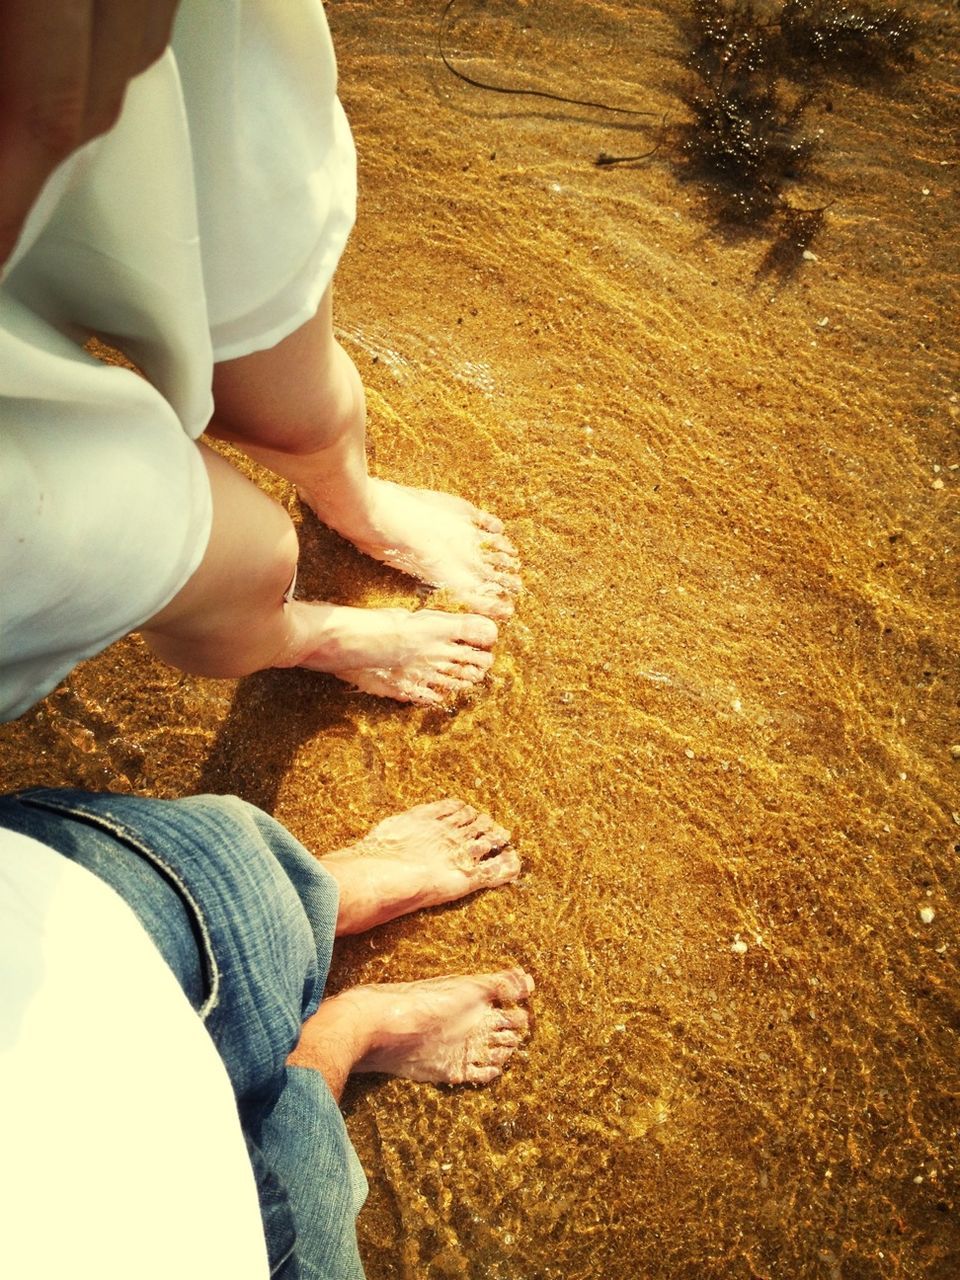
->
[[0, 830, 269, 1280]]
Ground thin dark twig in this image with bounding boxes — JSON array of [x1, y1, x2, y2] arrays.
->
[[596, 115, 669, 165], [595, 142, 663, 166], [438, 0, 659, 117]]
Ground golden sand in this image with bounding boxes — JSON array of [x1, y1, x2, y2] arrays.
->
[[1, 2, 958, 1276]]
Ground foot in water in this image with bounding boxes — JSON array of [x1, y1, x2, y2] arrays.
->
[[304, 968, 534, 1085], [321, 798, 521, 934], [302, 475, 522, 621], [285, 602, 498, 705]]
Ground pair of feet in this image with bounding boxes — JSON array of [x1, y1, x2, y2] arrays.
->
[[290, 798, 533, 1088], [293, 477, 521, 707]]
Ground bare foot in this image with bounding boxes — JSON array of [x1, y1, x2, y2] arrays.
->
[[303, 476, 522, 621], [286, 603, 497, 705], [322, 798, 521, 934], [313, 968, 534, 1085]]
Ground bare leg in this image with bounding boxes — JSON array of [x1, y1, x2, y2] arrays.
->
[[320, 798, 522, 936], [140, 445, 499, 704], [288, 968, 534, 1098], [209, 288, 522, 620]]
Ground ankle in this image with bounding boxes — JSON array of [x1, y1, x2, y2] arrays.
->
[[288, 988, 379, 1073]]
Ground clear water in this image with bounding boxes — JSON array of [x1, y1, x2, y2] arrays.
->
[[1, 2, 957, 1276]]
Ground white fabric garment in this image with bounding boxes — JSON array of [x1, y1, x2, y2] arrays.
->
[[0, 829, 269, 1279], [0, 1, 357, 721]]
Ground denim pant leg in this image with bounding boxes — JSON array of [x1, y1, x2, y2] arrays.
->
[[262, 1068, 369, 1280], [197, 800, 370, 1280], [0, 789, 367, 1280]]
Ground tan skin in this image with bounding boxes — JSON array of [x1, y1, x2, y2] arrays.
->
[[292, 798, 532, 1100], [143, 289, 518, 703]]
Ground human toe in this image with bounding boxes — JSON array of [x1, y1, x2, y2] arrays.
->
[[472, 508, 505, 535], [447, 804, 479, 828], [398, 679, 447, 707], [425, 673, 480, 698], [455, 615, 498, 648], [486, 967, 534, 1003], [487, 569, 522, 594], [477, 847, 521, 885], [485, 550, 521, 572], [338, 668, 443, 706], [420, 797, 467, 821], [483, 532, 518, 557], [440, 647, 493, 676], [461, 585, 515, 621], [489, 1028, 522, 1047], [465, 1063, 502, 1084], [482, 1046, 516, 1067], [464, 814, 511, 850], [496, 1006, 530, 1033]]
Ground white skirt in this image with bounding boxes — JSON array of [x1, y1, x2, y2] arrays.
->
[[0, 1, 357, 721]]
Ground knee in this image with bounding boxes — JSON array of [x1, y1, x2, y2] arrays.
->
[[142, 448, 303, 677]]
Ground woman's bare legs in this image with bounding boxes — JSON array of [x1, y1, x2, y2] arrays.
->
[[140, 445, 499, 705], [209, 287, 522, 620]]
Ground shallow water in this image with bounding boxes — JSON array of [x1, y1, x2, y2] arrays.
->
[[2, 2, 958, 1277]]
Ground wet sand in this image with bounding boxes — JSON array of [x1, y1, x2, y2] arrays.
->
[[2, 2, 958, 1277]]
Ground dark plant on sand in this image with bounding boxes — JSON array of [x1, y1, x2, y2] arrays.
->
[[438, 0, 918, 252], [678, 0, 917, 234], [780, 1, 917, 69]]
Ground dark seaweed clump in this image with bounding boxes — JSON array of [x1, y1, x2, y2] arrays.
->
[[679, 0, 917, 230], [780, 1, 917, 68]]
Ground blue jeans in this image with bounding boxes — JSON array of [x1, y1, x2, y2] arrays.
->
[[0, 788, 368, 1280]]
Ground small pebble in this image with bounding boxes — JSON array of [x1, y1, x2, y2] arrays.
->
[[932, 478, 945, 490], [731, 937, 749, 955], [950, 745, 960, 759], [684, 747, 695, 759], [922, 187, 931, 196], [817, 316, 830, 327], [919, 905, 936, 924], [802, 249, 818, 262]]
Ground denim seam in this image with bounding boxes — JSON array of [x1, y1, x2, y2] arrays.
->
[[269, 1239, 297, 1277], [17, 794, 222, 1019]]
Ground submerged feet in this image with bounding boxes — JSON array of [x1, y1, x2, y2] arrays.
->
[[286, 604, 498, 705], [303, 968, 534, 1086], [322, 798, 521, 935], [290, 805, 531, 1089], [303, 476, 522, 622]]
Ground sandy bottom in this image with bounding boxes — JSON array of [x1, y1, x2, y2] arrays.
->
[[1, 2, 958, 1277]]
